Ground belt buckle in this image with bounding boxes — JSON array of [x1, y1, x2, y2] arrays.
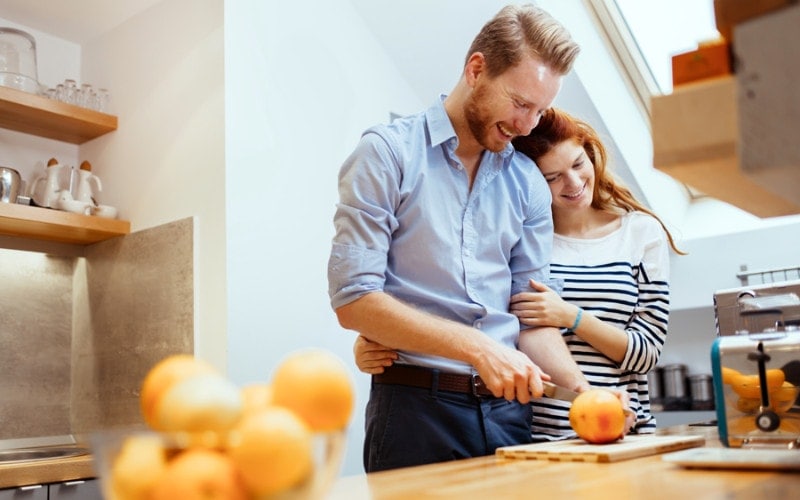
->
[[471, 373, 485, 398]]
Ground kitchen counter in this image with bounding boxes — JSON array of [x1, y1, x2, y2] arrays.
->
[[0, 437, 95, 490], [0, 452, 94, 489], [326, 425, 799, 499]]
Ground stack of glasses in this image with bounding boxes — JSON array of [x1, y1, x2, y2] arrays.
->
[[44, 78, 110, 113]]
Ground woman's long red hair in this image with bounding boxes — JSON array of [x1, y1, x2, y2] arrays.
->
[[513, 108, 685, 254]]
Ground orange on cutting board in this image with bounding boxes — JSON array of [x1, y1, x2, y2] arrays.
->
[[569, 389, 626, 444]]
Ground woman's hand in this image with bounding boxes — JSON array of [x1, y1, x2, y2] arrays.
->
[[510, 279, 578, 328], [353, 335, 398, 374], [604, 388, 637, 439]]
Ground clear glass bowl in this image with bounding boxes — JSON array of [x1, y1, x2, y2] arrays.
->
[[90, 427, 346, 499], [0, 27, 40, 94]]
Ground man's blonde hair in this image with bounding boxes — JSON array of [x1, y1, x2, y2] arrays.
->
[[467, 4, 580, 77]]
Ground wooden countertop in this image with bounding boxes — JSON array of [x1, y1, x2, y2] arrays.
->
[[0, 453, 95, 489], [326, 426, 800, 499]]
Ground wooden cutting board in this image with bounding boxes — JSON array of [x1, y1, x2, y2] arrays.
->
[[497, 435, 705, 463]]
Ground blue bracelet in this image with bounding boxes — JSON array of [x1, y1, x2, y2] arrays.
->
[[570, 308, 583, 331]]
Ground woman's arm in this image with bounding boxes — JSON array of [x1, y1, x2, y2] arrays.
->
[[510, 279, 629, 362]]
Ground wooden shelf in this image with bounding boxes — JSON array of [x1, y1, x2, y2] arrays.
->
[[0, 85, 117, 144], [0, 203, 130, 245]]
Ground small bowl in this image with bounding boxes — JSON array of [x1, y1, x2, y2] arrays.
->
[[93, 204, 118, 219], [90, 428, 346, 499], [57, 198, 93, 215]]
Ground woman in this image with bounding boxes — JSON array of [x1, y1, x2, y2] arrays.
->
[[354, 108, 684, 441], [507, 108, 684, 440]]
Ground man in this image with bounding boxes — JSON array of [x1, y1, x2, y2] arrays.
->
[[328, 4, 590, 472]]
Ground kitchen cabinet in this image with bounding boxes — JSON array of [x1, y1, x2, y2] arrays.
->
[[0, 484, 46, 499], [0, 479, 100, 500], [0, 85, 130, 245], [47, 479, 101, 500]]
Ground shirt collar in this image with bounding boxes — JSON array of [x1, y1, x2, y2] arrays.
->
[[425, 94, 514, 159]]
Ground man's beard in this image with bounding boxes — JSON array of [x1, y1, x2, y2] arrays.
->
[[464, 83, 507, 153]]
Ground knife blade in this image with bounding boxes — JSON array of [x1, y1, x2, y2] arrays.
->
[[542, 381, 579, 402], [541, 381, 636, 417]]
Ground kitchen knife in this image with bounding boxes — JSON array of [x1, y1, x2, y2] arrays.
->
[[542, 381, 636, 417], [542, 381, 579, 402]]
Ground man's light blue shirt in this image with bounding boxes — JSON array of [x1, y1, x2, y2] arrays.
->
[[328, 96, 556, 374]]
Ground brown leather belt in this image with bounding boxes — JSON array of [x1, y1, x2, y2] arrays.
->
[[373, 363, 494, 397]]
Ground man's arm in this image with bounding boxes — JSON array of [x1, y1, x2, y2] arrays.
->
[[336, 291, 548, 402], [518, 326, 590, 393]]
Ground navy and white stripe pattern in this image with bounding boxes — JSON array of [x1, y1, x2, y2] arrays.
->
[[531, 211, 670, 441]]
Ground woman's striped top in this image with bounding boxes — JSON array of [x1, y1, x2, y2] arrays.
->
[[531, 211, 670, 441]]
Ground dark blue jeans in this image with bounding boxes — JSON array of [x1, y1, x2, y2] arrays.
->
[[363, 379, 533, 472]]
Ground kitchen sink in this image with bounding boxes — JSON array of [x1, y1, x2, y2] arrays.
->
[[0, 446, 90, 464]]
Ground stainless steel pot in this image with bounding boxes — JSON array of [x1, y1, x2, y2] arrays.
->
[[0, 166, 22, 203]]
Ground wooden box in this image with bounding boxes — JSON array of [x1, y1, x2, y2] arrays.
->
[[713, 0, 794, 41], [671, 41, 732, 87]]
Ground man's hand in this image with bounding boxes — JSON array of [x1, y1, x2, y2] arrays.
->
[[353, 335, 397, 374], [470, 341, 551, 404]]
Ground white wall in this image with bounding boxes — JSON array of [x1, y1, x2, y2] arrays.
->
[[664, 222, 800, 376], [0, 19, 81, 191], [224, 0, 424, 476], [78, 0, 227, 368]]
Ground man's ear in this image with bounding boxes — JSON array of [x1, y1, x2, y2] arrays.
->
[[464, 52, 486, 87]]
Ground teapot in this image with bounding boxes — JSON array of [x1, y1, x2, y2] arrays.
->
[[75, 160, 102, 205], [30, 158, 66, 208]]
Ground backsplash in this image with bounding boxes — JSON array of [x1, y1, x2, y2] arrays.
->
[[0, 252, 75, 438], [0, 217, 194, 439]]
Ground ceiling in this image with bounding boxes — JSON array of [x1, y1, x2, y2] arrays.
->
[[349, 0, 510, 103], [0, 0, 513, 99], [0, 0, 163, 43]]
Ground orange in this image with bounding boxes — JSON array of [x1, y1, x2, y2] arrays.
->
[[109, 434, 167, 500], [770, 381, 798, 414], [150, 448, 248, 500], [270, 349, 355, 431], [730, 369, 785, 399], [140, 354, 218, 429], [721, 366, 741, 384], [240, 382, 274, 416], [569, 389, 626, 444], [154, 372, 244, 434], [735, 396, 761, 414], [227, 406, 314, 497]]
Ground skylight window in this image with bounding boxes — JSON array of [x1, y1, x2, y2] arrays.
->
[[614, 0, 720, 94]]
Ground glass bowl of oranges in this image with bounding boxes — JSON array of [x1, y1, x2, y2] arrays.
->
[[92, 349, 354, 499]]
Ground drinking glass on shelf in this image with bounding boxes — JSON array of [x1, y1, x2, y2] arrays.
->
[[63, 79, 77, 104], [54, 83, 65, 102], [78, 83, 93, 107], [95, 88, 110, 113]]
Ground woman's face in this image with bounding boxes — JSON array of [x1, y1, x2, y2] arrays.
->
[[536, 138, 594, 212]]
